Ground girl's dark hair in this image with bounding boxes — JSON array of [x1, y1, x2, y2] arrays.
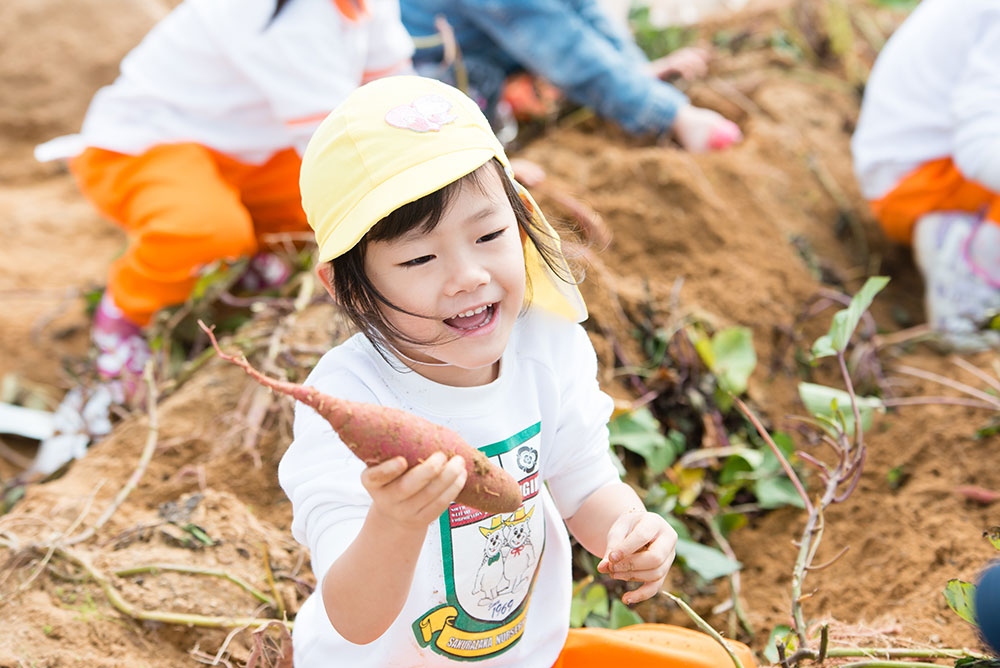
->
[[327, 158, 578, 355]]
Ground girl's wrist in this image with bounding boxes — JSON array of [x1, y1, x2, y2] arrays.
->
[[367, 504, 433, 541]]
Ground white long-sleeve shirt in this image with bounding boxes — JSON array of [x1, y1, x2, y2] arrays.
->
[[35, 0, 413, 163], [851, 0, 1000, 200], [277, 307, 620, 667]]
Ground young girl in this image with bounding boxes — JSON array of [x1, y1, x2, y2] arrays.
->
[[278, 76, 756, 667], [34, 0, 414, 392], [851, 0, 1000, 351]]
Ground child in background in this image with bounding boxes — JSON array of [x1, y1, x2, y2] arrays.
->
[[851, 0, 1000, 351], [34, 0, 414, 394], [278, 76, 756, 666], [399, 0, 742, 153]]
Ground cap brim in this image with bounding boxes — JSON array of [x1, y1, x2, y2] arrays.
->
[[315, 147, 497, 263]]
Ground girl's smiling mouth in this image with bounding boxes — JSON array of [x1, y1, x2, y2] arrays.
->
[[443, 303, 497, 331]]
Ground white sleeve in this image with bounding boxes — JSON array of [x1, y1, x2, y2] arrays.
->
[[276, 371, 377, 583], [543, 324, 620, 519], [362, 0, 415, 81], [951, 19, 1000, 193]]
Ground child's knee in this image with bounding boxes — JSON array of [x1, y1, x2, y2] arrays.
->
[[134, 212, 258, 272]]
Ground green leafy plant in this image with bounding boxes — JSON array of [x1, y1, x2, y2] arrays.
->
[[627, 6, 696, 60], [942, 527, 1000, 626]]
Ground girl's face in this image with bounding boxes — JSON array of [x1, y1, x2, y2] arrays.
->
[[362, 166, 527, 387]]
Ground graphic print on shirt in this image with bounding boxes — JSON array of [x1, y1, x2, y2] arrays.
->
[[412, 422, 544, 661]]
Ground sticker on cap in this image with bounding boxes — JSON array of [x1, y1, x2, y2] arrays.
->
[[385, 94, 457, 133]]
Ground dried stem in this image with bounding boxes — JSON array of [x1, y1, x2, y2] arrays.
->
[[49, 544, 290, 630], [114, 563, 274, 606], [261, 542, 286, 620], [687, 507, 754, 639], [67, 362, 159, 546], [949, 355, 1000, 394], [734, 397, 813, 515], [893, 364, 1000, 409], [660, 591, 744, 668]]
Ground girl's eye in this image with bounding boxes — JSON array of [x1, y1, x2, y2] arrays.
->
[[401, 255, 434, 267], [478, 228, 506, 243]]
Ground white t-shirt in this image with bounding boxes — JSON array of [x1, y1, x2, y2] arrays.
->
[[278, 308, 620, 667], [35, 0, 413, 163], [851, 0, 1000, 199]]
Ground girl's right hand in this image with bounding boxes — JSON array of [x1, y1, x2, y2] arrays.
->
[[362, 453, 467, 529]]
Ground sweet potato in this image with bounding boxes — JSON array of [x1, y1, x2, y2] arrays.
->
[[198, 321, 522, 514]]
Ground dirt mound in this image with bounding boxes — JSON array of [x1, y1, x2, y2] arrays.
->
[[2, 0, 999, 665]]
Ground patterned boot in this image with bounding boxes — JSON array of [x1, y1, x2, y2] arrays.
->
[[913, 212, 1000, 351]]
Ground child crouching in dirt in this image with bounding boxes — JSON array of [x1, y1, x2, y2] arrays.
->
[[400, 0, 742, 154], [277, 76, 756, 666], [851, 0, 1000, 351], [34, 0, 413, 398]]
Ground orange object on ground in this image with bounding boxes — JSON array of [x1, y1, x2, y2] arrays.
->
[[871, 157, 1000, 244], [501, 73, 562, 121], [552, 623, 757, 668], [70, 143, 309, 326]]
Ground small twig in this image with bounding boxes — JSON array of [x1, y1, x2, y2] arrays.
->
[[114, 563, 274, 606], [883, 396, 999, 411], [67, 363, 159, 546], [687, 507, 754, 639], [660, 591, 744, 668], [893, 364, 1000, 409], [210, 624, 248, 666], [260, 542, 286, 620], [734, 397, 813, 515], [1, 482, 102, 602], [0, 438, 35, 470], [949, 355, 1000, 394], [805, 545, 849, 571], [48, 544, 291, 630]]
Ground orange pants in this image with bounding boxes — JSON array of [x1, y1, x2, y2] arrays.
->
[[552, 624, 757, 668], [70, 144, 309, 326], [871, 157, 1000, 245]]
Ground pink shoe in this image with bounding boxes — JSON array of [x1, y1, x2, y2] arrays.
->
[[92, 292, 151, 399], [236, 253, 292, 292]]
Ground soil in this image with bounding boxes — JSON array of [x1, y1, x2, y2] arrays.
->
[[2, 1, 999, 666]]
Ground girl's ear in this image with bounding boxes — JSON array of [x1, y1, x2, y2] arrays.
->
[[315, 262, 338, 303]]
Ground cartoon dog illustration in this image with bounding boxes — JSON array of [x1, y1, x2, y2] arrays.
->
[[472, 516, 511, 605], [502, 506, 536, 594]]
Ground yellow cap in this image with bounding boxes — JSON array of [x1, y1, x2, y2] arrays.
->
[[300, 75, 586, 322]]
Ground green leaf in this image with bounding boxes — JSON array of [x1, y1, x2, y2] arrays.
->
[[798, 382, 885, 436], [609, 599, 644, 629], [985, 526, 1000, 551], [695, 327, 757, 397], [675, 537, 741, 580], [943, 579, 977, 624], [181, 523, 216, 546], [754, 477, 806, 509], [756, 431, 796, 476], [763, 625, 793, 664], [608, 408, 679, 474], [571, 583, 610, 627], [719, 448, 765, 481], [812, 276, 890, 358], [710, 327, 757, 396]]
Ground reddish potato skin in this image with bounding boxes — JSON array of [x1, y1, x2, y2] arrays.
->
[[199, 322, 522, 514]]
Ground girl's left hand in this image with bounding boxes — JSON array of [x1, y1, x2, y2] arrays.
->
[[596, 510, 677, 605], [648, 46, 710, 81]]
